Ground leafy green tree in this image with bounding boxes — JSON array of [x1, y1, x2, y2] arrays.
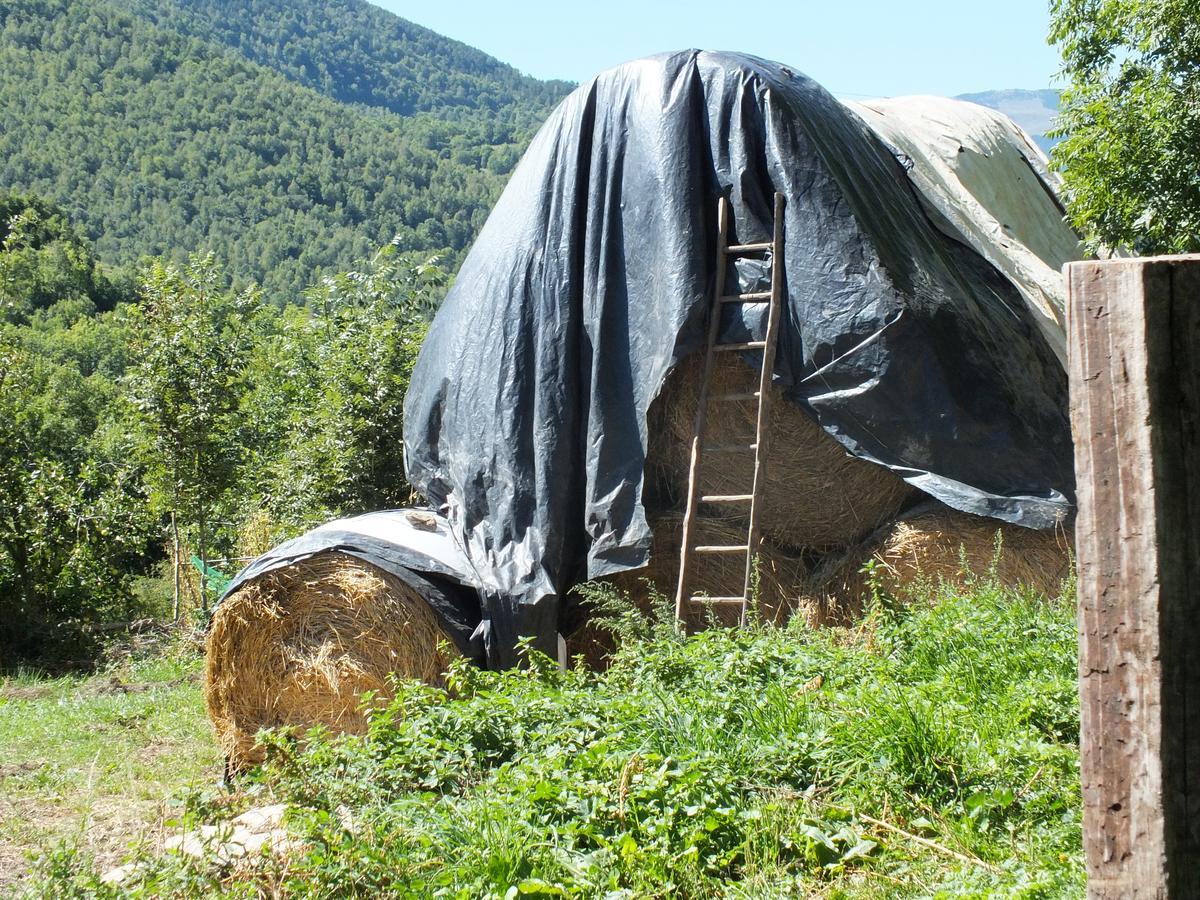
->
[[0, 197, 147, 663], [0, 331, 152, 663], [0, 193, 126, 323], [1050, 0, 1200, 253], [0, 197, 441, 658], [239, 244, 442, 535], [125, 255, 256, 617]]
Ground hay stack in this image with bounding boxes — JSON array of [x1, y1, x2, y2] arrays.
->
[[802, 507, 1074, 625], [565, 512, 807, 668], [651, 353, 918, 550], [205, 551, 458, 771], [607, 512, 806, 623]]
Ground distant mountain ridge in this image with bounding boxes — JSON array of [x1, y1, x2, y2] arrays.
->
[[118, 0, 571, 130], [0, 0, 572, 301], [954, 89, 1061, 155]]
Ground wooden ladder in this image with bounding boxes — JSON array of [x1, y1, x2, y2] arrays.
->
[[674, 192, 785, 629]]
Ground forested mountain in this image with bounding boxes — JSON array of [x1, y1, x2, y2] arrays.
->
[[119, 0, 570, 128], [0, 0, 571, 302]]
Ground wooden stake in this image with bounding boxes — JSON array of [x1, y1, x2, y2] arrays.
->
[[1067, 256, 1200, 898]]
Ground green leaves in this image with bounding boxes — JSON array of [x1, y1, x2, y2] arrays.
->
[[123, 254, 256, 608], [238, 247, 441, 533], [0, 325, 153, 661], [0, 0, 566, 305], [201, 581, 1084, 897], [24, 579, 1084, 894], [0, 193, 125, 325], [1050, 0, 1200, 253]]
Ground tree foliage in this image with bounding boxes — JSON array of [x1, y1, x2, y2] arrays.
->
[[0, 0, 568, 658], [0, 192, 447, 661], [119, 0, 571, 126], [0, 192, 127, 324], [1050, 0, 1200, 253], [239, 242, 441, 531], [0, 322, 153, 663], [0, 197, 149, 661], [125, 256, 257, 611]]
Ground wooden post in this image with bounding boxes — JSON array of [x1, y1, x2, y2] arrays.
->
[[1067, 256, 1200, 898]]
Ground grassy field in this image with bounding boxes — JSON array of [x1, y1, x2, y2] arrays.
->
[[0, 636, 221, 895], [8, 571, 1084, 898]]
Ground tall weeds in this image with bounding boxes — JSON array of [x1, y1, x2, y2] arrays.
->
[[35, 574, 1083, 898]]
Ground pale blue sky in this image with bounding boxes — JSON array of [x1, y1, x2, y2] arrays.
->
[[370, 0, 1062, 98]]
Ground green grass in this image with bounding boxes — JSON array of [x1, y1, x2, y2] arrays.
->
[[26, 574, 1084, 898], [0, 637, 220, 894]]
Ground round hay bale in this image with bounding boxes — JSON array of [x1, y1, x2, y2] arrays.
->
[[607, 513, 807, 622], [650, 353, 919, 550], [205, 551, 458, 771], [802, 507, 1074, 625], [565, 512, 807, 668]]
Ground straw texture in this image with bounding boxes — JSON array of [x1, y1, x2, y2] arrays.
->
[[205, 552, 457, 771], [802, 507, 1074, 625], [650, 353, 919, 550]]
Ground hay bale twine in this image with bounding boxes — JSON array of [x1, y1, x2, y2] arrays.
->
[[802, 506, 1074, 625], [205, 551, 458, 771], [565, 512, 807, 668], [651, 353, 919, 550]]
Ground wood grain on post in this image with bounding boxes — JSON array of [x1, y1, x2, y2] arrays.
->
[[1067, 256, 1200, 899]]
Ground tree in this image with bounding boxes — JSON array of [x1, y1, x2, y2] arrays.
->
[[0, 331, 152, 662], [0, 193, 127, 324], [0, 195, 150, 663], [1050, 0, 1200, 253], [125, 255, 256, 618], [239, 244, 442, 534]]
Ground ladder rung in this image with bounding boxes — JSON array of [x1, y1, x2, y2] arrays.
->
[[700, 493, 754, 502], [713, 341, 767, 351], [689, 596, 747, 604], [694, 545, 750, 554], [725, 242, 772, 254], [702, 443, 757, 452], [719, 292, 771, 303], [710, 391, 760, 402]]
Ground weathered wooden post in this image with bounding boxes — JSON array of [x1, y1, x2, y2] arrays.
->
[[1067, 256, 1200, 898]]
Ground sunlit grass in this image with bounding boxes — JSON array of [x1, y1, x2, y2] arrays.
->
[[27, 573, 1083, 897], [0, 638, 218, 893]]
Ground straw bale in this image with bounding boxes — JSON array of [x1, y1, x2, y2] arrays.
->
[[650, 353, 919, 550], [801, 507, 1074, 625], [565, 512, 807, 668], [205, 551, 457, 771]]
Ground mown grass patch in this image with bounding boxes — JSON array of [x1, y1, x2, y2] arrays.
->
[[0, 638, 219, 894], [29, 575, 1083, 898]]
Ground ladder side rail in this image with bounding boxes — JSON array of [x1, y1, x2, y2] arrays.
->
[[741, 192, 786, 624], [674, 196, 733, 626]]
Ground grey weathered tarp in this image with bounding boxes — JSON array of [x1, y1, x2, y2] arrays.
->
[[403, 50, 1074, 668]]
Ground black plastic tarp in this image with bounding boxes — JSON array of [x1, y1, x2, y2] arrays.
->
[[403, 50, 1074, 669]]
